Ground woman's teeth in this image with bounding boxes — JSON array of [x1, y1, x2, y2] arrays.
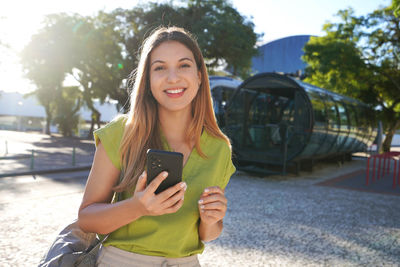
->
[[165, 88, 184, 94]]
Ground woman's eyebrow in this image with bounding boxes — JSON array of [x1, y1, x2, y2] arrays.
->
[[150, 57, 194, 67], [150, 60, 164, 66], [179, 57, 194, 62]]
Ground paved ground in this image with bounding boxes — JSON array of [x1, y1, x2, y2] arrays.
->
[[0, 130, 399, 266], [0, 130, 94, 176]]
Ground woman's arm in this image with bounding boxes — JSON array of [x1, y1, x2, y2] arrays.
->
[[197, 187, 227, 242], [78, 143, 187, 235]]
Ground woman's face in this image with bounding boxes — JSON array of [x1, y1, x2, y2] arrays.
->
[[149, 41, 201, 114]]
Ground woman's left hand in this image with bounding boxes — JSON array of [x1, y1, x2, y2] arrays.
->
[[198, 186, 227, 225]]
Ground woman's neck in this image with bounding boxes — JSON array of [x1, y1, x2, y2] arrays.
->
[[158, 107, 192, 144]]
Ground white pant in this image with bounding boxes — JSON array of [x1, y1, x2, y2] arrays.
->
[[97, 245, 201, 267]]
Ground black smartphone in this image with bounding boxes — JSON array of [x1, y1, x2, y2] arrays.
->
[[146, 149, 183, 194]]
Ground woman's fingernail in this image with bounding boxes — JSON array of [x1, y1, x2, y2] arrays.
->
[[200, 205, 205, 209], [204, 188, 209, 193], [198, 199, 203, 204], [181, 182, 187, 189], [162, 172, 168, 178]]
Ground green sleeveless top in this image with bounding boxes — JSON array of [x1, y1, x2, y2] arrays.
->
[[93, 116, 236, 258]]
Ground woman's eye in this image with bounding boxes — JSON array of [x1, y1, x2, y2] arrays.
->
[[154, 66, 164, 71], [181, 63, 191, 68]]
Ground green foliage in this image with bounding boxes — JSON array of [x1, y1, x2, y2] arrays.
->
[[103, 0, 260, 79], [303, 5, 400, 151], [20, 0, 260, 136], [53, 86, 82, 137], [21, 14, 77, 134], [393, 0, 400, 17]]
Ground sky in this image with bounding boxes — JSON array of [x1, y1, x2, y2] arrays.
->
[[0, 0, 391, 94]]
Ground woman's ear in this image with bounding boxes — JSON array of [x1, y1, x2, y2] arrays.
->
[[197, 71, 202, 87]]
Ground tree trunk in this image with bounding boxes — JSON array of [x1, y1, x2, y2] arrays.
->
[[44, 106, 52, 135], [87, 110, 100, 140], [88, 117, 95, 140], [45, 117, 51, 135], [382, 119, 400, 152], [96, 112, 101, 129]]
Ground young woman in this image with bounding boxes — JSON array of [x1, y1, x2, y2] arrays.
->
[[77, 26, 236, 266]]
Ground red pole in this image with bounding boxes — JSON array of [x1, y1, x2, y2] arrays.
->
[[383, 154, 386, 177], [378, 154, 382, 180], [387, 153, 391, 174], [372, 156, 376, 182]]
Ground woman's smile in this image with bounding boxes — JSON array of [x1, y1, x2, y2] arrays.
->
[[164, 87, 186, 98]]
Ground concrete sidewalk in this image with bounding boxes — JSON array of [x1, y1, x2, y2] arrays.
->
[[1, 130, 399, 266], [0, 130, 94, 178]]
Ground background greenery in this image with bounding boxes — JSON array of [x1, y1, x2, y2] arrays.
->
[[17, 0, 400, 152], [302, 1, 400, 151], [20, 0, 260, 137]]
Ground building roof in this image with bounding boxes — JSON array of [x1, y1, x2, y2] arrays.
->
[[0, 91, 119, 122], [252, 35, 312, 75]]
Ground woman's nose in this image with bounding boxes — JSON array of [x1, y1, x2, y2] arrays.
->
[[167, 68, 180, 83]]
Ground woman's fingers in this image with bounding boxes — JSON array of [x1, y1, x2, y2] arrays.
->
[[158, 181, 187, 199], [145, 171, 169, 194], [199, 201, 226, 212], [198, 186, 227, 223], [200, 210, 222, 218], [201, 186, 224, 196], [160, 186, 186, 209], [199, 194, 227, 206], [163, 196, 185, 214], [132, 171, 187, 216], [134, 171, 147, 192], [199, 187, 227, 206]]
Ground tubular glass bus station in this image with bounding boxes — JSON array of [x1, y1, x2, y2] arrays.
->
[[211, 73, 377, 172]]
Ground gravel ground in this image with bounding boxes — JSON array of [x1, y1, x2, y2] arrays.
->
[[199, 160, 400, 266], [1, 160, 399, 266]]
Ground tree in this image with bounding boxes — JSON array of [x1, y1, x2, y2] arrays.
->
[[53, 86, 81, 137], [130, 0, 260, 78], [22, 13, 125, 137], [68, 15, 125, 138], [186, 0, 260, 77], [21, 1, 260, 137], [393, 0, 400, 17], [21, 14, 76, 134], [303, 6, 400, 152]]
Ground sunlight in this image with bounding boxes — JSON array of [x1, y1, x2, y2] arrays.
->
[[0, 2, 46, 94], [0, 0, 389, 95], [0, 0, 140, 94]]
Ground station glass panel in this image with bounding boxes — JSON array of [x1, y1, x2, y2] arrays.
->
[[305, 90, 329, 156], [246, 91, 294, 153], [319, 94, 340, 154], [225, 89, 245, 150], [212, 86, 236, 127], [351, 103, 367, 151], [289, 91, 312, 158], [358, 106, 369, 149], [344, 102, 359, 151], [336, 101, 351, 152]]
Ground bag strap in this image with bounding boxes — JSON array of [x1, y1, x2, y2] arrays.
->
[[97, 170, 125, 241], [75, 171, 125, 266]]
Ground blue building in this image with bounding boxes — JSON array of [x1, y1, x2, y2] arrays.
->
[[252, 35, 312, 75]]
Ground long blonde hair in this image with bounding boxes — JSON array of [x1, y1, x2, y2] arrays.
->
[[115, 26, 231, 192]]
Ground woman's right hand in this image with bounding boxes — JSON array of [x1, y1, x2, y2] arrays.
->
[[131, 171, 186, 217]]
